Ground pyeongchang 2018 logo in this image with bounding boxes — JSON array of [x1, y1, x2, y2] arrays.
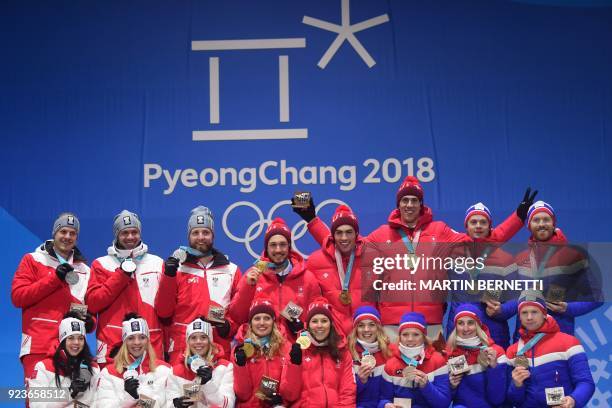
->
[[222, 198, 346, 259]]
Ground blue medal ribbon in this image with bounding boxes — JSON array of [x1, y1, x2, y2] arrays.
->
[[517, 333, 546, 357], [400, 353, 419, 367], [127, 354, 144, 371], [180, 245, 212, 258], [56, 252, 69, 265], [398, 229, 416, 254], [341, 251, 355, 291]]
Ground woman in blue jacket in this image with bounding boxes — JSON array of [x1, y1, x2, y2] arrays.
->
[[446, 304, 508, 408], [347, 306, 392, 408]]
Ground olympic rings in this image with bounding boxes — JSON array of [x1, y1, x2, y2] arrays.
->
[[222, 199, 347, 259]]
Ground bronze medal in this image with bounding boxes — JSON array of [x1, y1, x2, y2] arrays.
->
[[514, 355, 530, 368], [402, 365, 416, 379], [360, 354, 376, 369], [339, 290, 351, 305], [477, 349, 490, 368]]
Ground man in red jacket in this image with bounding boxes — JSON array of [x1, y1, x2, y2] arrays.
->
[[12, 212, 91, 383], [303, 205, 376, 336], [86, 210, 164, 367], [154, 205, 241, 363], [295, 178, 535, 341], [229, 217, 321, 340]]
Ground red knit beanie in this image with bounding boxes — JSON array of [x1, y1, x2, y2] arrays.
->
[[330, 205, 359, 236]]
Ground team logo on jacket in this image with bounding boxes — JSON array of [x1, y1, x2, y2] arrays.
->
[[298, 286, 304, 296], [187, 277, 198, 284], [142, 277, 150, 287], [323, 273, 329, 279]]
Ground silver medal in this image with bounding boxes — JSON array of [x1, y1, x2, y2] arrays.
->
[[65, 270, 79, 285], [190, 357, 207, 373], [173, 248, 187, 263], [121, 259, 137, 273]]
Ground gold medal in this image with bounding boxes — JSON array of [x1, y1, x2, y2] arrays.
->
[[477, 349, 490, 368], [242, 342, 255, 358], [296, 333, 311, 350], [514, 355, 530, 368], [339, 290, 351, 305]]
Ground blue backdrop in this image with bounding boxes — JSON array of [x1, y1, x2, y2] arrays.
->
[[1, 0, 611, 405]]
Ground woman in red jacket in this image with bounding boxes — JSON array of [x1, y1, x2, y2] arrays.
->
[[232, 297, 302, 407], [295, 297, 356, 407]]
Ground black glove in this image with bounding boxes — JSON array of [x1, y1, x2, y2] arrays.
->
[[291, 196, 316, 223], [289, 343, 302, 365], [124, 377, 140, 400], [196, 365, 213, 384], [286, 318, 304, 335], [84, 312, 95, 333], [234, 346, 247, 367], [55, 263, 74, 281], [516, 187, 538, 222], [213, 320, 231, 339], [173, 396, 195, 408], [69, 378, 88, 398], [267, 393, 284, 407], [164, 256, 179, 277]]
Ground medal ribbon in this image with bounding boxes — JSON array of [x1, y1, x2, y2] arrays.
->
[[400, 353, 419, 367], [180, 245, 212, 258], [398, 229, 421, 255], [55, 252, 70, 265], [517, 333, 546, 356], [127, 353, 145, 372], [334, 249, 355, 291]]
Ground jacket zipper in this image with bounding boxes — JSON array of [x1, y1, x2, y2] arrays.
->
[[321, 354, 328, 407]]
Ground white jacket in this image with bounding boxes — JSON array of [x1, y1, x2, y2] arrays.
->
[[28, 358, 100, 407], [166, 361, 235, 408], [95, 361, 171, 407]]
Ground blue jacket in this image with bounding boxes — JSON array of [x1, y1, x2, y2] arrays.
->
[[506, 316, 595, 408], [447, 343, 509, 408], [512, 230, 602, 339], [378, 344, 451, 408], [353, 344, 389, 408], [446, 244, 517, 349]]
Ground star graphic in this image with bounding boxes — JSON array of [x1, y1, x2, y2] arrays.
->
[[303, 0, 389, 69]]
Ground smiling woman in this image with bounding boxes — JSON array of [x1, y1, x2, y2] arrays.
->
[[95, 313, 171, 407]]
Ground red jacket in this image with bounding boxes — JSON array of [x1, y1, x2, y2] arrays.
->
[[232, 324, 301, 407], [292, 339, 356, 407], [86, 248, 164, 364], [305, 218, 376, 336], [154, 249, 241, 361], [366, 206, 522, 325], [11, 242, 91, 358], [230, 251, 321, 339]]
